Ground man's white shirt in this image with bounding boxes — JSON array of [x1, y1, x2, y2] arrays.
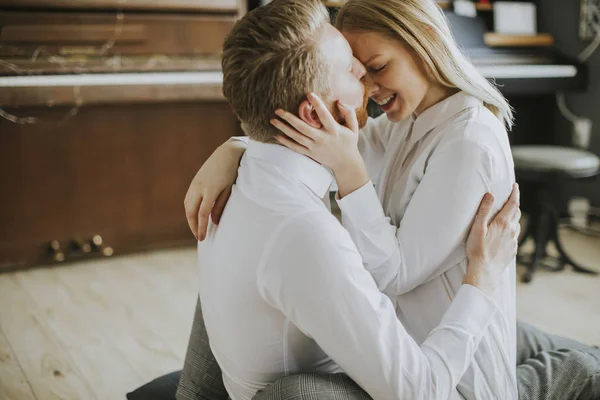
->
[[198, 136, 500, 400]]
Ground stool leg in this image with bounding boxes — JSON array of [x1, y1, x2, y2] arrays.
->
[[517, 213, 537, 266], [518, 215, 536, 249], [544, 208, 567, 272], [550, 207, 599, 276], [522, 207, 551, 283]]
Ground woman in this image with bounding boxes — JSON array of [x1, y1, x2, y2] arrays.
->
[[186, 0, 517, 399]]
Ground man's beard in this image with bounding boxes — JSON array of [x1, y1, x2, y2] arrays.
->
[[355, 83, 370, 128], [333, 83, 370, 129]]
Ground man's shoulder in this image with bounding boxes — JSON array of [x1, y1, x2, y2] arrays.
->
[[259, 209, 359, 277], [280, 209, 349, 247]]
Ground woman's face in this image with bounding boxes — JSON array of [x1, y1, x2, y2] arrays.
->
[[343, 30, 432, 122]]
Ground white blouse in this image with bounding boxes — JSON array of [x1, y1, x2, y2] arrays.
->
[[336, 91, 518, 400]]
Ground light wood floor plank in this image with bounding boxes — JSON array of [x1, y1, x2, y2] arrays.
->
[[0, 274, 98, 400], [125, 250, 198, 327], [16, 264, 145, 400], [0, 323, 37, 400], [128, 253, 198, 360], [55, 257, 185, 387], [93, 252, 197, 361]]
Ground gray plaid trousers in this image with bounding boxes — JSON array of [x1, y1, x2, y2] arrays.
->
[[177, 298, 600, 400], [176, 297, 228, 400]]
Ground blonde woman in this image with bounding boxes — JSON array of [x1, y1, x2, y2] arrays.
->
[[182, 1, 600, 399]]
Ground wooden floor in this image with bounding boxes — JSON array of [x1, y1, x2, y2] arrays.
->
[[0, 250, 199, 400], [1, 227, 599, 400]]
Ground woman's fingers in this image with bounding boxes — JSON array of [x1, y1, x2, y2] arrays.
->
[[271, 118, 314, 148], [197, 193, 214, 241], [337, 101, 359, 133], [187, 213, 198, 240], [275, 134, 310, 157], [212, 185, 233, 225], [184, 191, 202, 240], [308, 92, 340, 133], [274, 109, 320, 142]]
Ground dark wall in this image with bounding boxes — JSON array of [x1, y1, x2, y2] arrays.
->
[[537, 0, 600, 205]]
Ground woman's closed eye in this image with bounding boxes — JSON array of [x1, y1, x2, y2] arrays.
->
[[369, 64, 387, 73]]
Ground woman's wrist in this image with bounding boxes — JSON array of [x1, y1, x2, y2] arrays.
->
[[334, 155, 370, 199], [223, 138, 247, 165]]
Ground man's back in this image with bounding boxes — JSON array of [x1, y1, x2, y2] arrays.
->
[[198, 141, 341, 400]]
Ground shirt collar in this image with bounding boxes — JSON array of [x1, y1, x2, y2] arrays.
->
[[410, 91, 482, 144], [245, 139, 334, 199]]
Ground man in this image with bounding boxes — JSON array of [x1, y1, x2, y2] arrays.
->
[[178, 1, 600, 399]]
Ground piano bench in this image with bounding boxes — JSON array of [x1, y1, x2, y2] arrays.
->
[[512, 145, 600, 283]]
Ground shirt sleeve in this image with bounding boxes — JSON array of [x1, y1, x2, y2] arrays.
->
[[258, 211, 499, 400], [336, 138, 501, 297]]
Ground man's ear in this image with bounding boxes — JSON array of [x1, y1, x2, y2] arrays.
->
[[298, 99, 323, 129]]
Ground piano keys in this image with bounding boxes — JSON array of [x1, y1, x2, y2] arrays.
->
[[0, 72, 225, 107], [0, 65, 581, 109], [477, 65, 577, 79]]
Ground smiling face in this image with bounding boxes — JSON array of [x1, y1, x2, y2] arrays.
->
[[343, 31, 434, 122]]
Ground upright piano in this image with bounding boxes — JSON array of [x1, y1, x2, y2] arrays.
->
[[0, 1, 245, 269]]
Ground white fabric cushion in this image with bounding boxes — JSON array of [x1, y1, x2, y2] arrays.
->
[[512, 145, 600, 174]]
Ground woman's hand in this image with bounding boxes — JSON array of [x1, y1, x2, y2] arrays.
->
[[464, 184, 521, 295], [184, 139, 246, 241], [271, 92, 360, 171], [271, 93, 370, 198]]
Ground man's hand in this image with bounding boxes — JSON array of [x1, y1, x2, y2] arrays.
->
[[464, 184, 521, 295]]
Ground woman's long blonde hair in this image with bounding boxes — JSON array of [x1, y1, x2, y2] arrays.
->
[[336, 0, 514, 129]]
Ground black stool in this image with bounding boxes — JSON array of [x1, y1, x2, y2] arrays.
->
[[513, 145, 600, 283]]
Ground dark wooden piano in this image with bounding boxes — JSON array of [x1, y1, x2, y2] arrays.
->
[[0, 0, 245, 269]]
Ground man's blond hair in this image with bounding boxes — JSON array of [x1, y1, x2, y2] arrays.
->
[[222, 0, 332, 143]]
